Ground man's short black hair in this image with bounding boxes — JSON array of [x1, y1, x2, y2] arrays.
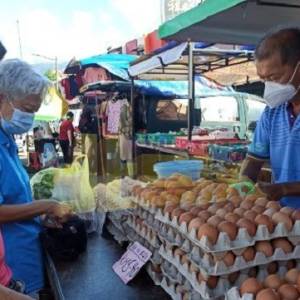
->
[[66, 111, 74, 119], [255, 27, 300, 66]]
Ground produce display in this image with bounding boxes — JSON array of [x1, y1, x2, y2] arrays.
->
[[125, 174, 300, 300]]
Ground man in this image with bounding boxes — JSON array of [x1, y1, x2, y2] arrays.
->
[[59, 111, 75, 164], [240, 27, 300, 207], [0, 59, 71, 295]]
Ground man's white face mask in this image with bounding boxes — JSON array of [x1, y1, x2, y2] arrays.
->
[[264, 61, 300, 108]]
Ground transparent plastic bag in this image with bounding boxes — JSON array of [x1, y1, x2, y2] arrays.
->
[[31, 155, 96, 213]]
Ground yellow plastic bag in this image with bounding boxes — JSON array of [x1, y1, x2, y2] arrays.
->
[[31, 155, 96, 213]]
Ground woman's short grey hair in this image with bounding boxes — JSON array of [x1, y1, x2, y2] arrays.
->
[[0, 59, 49, 101]]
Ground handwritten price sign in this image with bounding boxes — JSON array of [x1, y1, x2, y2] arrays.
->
[[113, 242, 152, 284]]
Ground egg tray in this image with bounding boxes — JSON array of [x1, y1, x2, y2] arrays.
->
[[159, 244, 232, 300], [145, 263, 163, 286], [106, 221, 129, 244], [159, 223, 185, 248], [156, 210, 300, 253], [161, 260, 192, 289], [159, 244, 299, 300], [224, 264, 300, 300], [131, 196, 163, 215], [160, 277, 205, 300], [189, 242, 300, 276], [124, 225, 162, 265], [126, 215, 161, 249]]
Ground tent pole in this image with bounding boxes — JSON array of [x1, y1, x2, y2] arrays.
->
[[188, 41, 195, 142], [130, 77, 136, 178]]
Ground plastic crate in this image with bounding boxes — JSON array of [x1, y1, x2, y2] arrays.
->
[[136, 133, 148, 144], [148, 133, 176, 145], [153, 160, 204, 180], [208, 144, 248, 162]]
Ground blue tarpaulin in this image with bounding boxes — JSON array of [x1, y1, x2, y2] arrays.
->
[[64, 54, 137, 81]]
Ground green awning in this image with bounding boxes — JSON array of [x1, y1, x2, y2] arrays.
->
[[158, 0, 300, 45]]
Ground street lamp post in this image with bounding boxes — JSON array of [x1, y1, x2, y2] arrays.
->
[[32, 53, 58, 90]]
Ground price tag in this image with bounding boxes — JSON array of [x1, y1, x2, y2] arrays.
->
[[113, 242, 152, 284]]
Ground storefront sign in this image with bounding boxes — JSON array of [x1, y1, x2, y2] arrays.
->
[[113, 242, 152, 284], [162, 0, 206, 22]]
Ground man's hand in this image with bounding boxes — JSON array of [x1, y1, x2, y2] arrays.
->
[[257, 182, 284, 201]]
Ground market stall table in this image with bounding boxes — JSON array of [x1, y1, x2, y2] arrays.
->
[[47, 234, 171, 300]]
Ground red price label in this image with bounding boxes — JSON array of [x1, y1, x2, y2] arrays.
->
[[113, 242, 152, 284]]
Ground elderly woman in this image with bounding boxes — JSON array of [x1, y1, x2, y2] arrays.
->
[[0, 59, 70, 296]]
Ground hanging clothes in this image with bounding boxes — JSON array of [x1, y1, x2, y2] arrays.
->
[[106, 99, 127, 134], [60, 78, 72, 100], [82, 67, 110, 85]]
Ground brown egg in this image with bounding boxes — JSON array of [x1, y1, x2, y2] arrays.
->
[[240, 278, 263, 296], [264, 274, 282, 289], [216, 208, 228, 219], [272, 238, 293, 254], [189, 263, 198, 274], [234, 207, 246, 217], [287, 260, 296, 270], [255, 214, 275, 233], [174, 248, 185, 257], [207, 204, 219, 214], [296, 273, 300, 289], [248, 267, 258, 278], [205, 276, 219, 289], [164, 203, 179, 215], [190, 206, 202, 216], [244, 210, 257, 221], [252, 205, 266, 214], [237, 218, 257, 236], [256, 288, 280, 300], [214, 251, 235, 267], [255, 241, 274, 257], [180, 202, 195, 210], [291, 210, 300, 222], [280, 206, 294, 216], [241, 199, 254, 210], [181, 254, 189, 266], [267, 262, 278, 274], [285, 268, 299, 284], [266, 201, 281, 211], [207, 215, 223, 227], [197, 224, 219, 245], [255, 197, 268, 207], [278, 284, 299, 300], [272, 212, 293, 231], [224, 203, 235, 212], [245, 194, 258, 202], [188, 217, 204, 232], [197, 210, 212, 221], [197, 273, 218, 289], [227, 187, 240, 197], [199, 203, 210, 210], [171, 208, 186, 219], [179, 212, 195, 225], [225, 212, 240, 223], [242, 247, 255, 262], [263, 208, 277, 218], [228, 195, 243, 207], [228, 272, 240, 284], [217, 221, 238, 241]]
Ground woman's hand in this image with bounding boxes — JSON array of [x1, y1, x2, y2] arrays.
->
[[43, 200, 73, 223]]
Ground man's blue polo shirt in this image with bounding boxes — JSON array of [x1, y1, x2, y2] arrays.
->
[[0, 129, 44, 293], [249, 102, 300, 208]]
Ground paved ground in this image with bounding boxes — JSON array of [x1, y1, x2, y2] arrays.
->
[[55, 234, 170, 300]]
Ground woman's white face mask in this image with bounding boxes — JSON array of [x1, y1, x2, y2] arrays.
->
[[264, 61, 300, 108]]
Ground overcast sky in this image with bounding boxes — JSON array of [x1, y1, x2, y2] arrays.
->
[[0, 0, 162, 64]]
